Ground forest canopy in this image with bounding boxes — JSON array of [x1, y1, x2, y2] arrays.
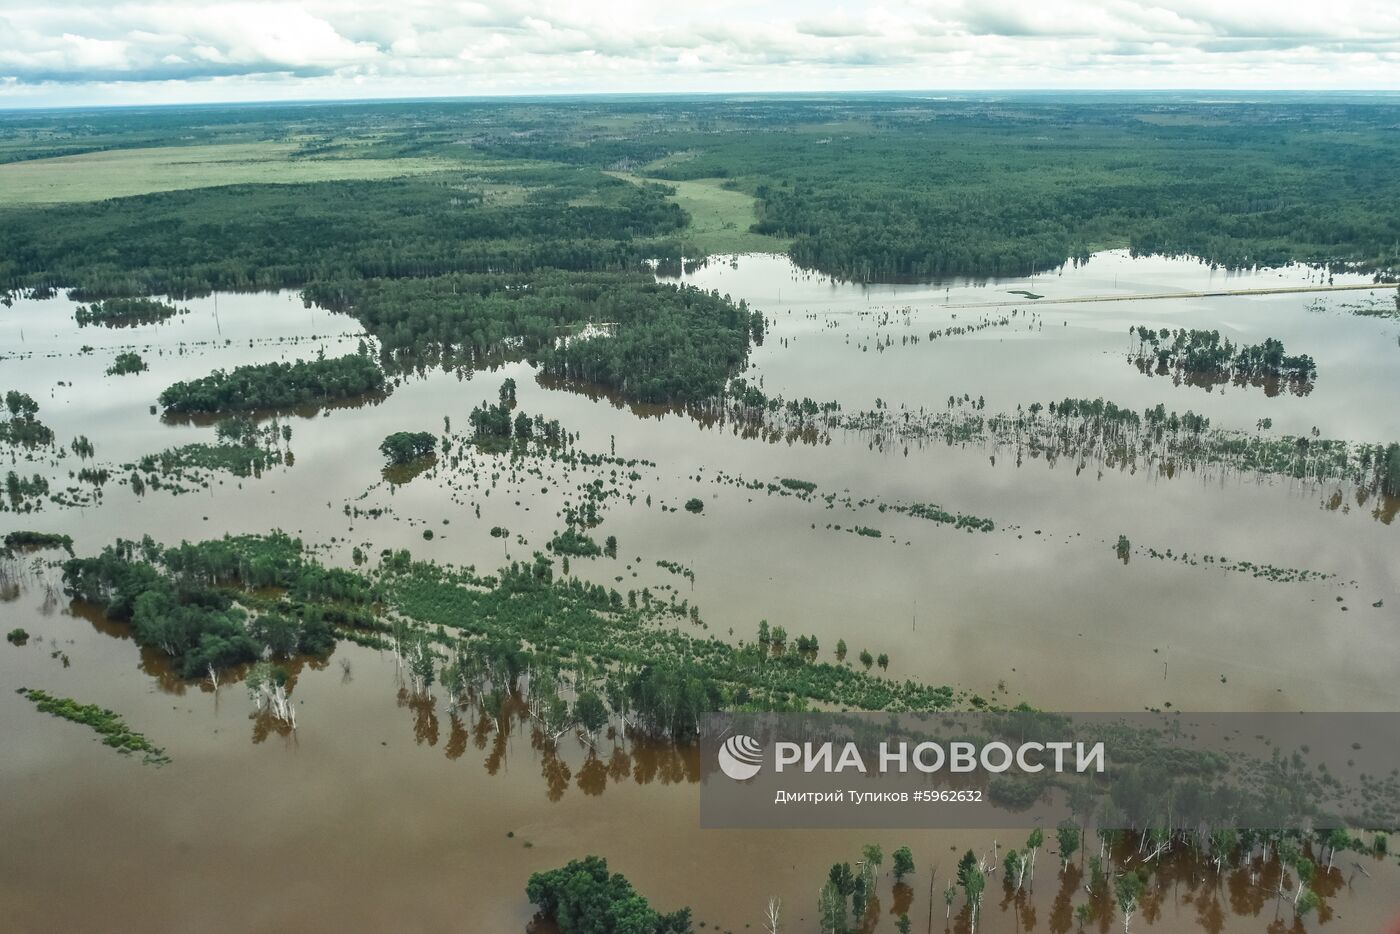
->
[[5, 97, 1400, 410], [6, 97, 1400, 295], [310, 271, 763, 405]]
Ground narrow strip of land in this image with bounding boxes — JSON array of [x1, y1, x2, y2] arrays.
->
[[942, 281, 1393, 309]]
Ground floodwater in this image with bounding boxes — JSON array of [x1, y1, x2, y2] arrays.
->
[[2, 252, 1399, 932]]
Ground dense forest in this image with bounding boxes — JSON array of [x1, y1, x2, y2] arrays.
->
[[409, 96, 1400, 279], [5, 96, 1399, 408], [0, 166, 685, 298], [4, 101, 1399, 294], [307, 271, 762, 405]]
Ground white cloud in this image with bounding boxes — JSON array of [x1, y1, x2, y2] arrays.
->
[[0, 0, 1398, 105]]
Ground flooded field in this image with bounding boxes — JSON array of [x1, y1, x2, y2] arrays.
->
[[3, 252, 1399, 932]]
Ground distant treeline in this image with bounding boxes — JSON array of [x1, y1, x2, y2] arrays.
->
[[7, 98, 1400, 410], [0, 169, 685, 298]]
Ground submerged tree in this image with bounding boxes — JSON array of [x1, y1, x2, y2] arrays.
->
[[892, 846, 915, 882], [1114, 871, 1143, 933], [380, 430, 437, 466], [526, 855, 692, 933]]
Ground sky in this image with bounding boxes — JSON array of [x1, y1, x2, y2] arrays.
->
[[3, 0, 1400, 107]]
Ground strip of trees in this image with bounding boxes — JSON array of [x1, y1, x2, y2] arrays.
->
[[159, 352, 385, 415]]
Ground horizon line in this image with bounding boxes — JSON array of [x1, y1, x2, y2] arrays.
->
[[4, 86, 1400, 114]]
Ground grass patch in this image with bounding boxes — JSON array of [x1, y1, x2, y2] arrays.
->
[[16, 687, 170, 765], [0, 141, 455, 205], [608, 171, 790, 254], [884, 502, 996, 533]]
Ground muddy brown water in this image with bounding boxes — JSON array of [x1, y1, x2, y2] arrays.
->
[[2, 252, 1399, 932]]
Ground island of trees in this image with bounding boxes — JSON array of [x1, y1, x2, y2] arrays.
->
[[1, 391, 54, 447], [106, 352, 147, 376], [468, 395, 564, 450], [379, 431, 436, 466], [158, 352, 385, 415], [527, 856, 691, 934], [4, 530, 75, 554], [61, 533, 365, 678]]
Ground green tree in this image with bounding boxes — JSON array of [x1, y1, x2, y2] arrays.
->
[[1293, 857, 1315, 908], [379, 430, 436, 466], [525, 855, 692, 934], [1057, 820, 1080, 870], [1026, 827, 1044, 880], [891, 845, 914, 882], [1325, 828, 1349, 873], [956, 849, 978, 887], [574, 691, 609, 737], [1114, 871, 1143, 933], [963, 865, 985, 933], [817, 880, 847, 934]]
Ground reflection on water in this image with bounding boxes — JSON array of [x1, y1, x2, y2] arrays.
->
[[3, 252, 1400, 932], [1128, 354, 1316, 398], [158, 388, 392, 428]]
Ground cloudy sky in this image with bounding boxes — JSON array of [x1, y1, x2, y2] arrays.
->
[[3, 0, 1400, 107]]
